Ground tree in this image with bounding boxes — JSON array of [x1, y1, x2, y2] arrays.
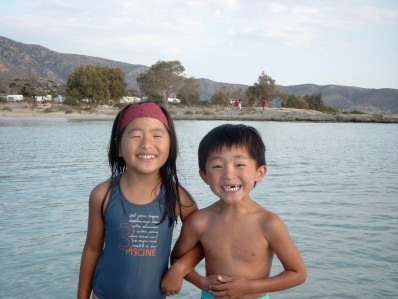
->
[[304, 92, 324, 110], [137, 60, 185, 103], [177, 77, 200, 105], [20, 81, 35, 109], [246, 72, 280, 107], [107, 67, 127, 102], [66, 65, 127, 110], [281, 94, 309, 109]]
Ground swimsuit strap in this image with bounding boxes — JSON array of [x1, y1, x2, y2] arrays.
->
[[101, 176, 118, 220]]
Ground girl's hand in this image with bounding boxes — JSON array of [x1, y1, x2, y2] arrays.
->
[[161, 265, 184, 296], [208, 275, 250, 299]]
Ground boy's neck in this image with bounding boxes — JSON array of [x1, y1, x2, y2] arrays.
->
[[215, 197, 257, 214]]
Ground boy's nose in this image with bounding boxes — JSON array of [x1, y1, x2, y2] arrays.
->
[[223, 166, 235, 179]]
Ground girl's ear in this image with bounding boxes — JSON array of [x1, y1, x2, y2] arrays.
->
[[118, 145, 122, 157], [255, 165, 267, 182], [117, 137, 123, 157], [199, 170, 209, 185]]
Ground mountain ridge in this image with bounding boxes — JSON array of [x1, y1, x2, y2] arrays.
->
[[1, 36, 397, 113]]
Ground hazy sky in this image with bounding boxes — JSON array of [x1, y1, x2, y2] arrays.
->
[[1, 0, 397, 89]]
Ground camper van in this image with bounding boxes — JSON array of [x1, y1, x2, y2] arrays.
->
[[7, 95, 23, 102]]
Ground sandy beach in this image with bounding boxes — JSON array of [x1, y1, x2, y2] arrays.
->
[[1, 101, 398, 123]]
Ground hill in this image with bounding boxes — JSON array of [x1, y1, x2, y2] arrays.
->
[[1, 36, 397, 113], [0, 36, 146, 90], [280, 84, 398, 114]]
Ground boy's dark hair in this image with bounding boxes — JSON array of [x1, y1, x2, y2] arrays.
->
[[108, 100, 182, 225], [198, 124, 266, 173]]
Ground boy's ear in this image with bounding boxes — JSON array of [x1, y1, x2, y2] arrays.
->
[[255, 165, 267, 182], [199, 170, 209, 185]]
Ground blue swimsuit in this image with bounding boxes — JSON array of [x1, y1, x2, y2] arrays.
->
[[202, 290, 269, 299], [92, 179, 173, 299]]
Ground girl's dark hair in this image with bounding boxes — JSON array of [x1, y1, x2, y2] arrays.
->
[[198, 124, 266, 173], [108, 100, 182, 225]]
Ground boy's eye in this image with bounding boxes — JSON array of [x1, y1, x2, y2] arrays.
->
[[211, 165, 222, 169]]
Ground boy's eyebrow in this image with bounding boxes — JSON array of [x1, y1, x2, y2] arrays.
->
[[208, 153, 250, 161]]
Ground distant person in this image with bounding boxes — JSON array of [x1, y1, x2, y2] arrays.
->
[[164, 124, 307, 299], [77, 101, 199, 299], [262, 98, 267, 110], [238, 99, 242, 110], [233, 99, 238, 109]]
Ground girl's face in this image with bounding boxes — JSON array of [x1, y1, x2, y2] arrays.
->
[[119, 117, 170, 176], [200, 145, 266, 205]]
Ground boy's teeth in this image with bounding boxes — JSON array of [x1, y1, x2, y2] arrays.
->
[[223, 185, 241, 191]]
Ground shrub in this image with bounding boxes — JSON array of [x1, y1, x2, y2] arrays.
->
[[320, 105, 339, 114], [63, 98, 81, 106], [43, 108, 55, 113], [349, 110, 365, 114]]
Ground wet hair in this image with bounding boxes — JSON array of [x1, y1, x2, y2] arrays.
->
[[108, 100, 182, 225], [198, 124, 266, 174]]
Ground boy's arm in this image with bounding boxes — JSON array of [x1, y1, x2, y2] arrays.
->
[[208, 214, 306, 298]]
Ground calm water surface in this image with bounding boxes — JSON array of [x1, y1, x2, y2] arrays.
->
[[0, 118, 397, 298]]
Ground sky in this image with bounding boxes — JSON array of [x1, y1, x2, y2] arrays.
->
[[1, 0, 397, 89]]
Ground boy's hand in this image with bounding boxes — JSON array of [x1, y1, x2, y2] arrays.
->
[[202, 274, 225, 291], [208, 275, 250, 299], [161, 264, 185, 296]]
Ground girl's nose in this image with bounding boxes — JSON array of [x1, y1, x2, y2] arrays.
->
[[140, 136, 152, 149]]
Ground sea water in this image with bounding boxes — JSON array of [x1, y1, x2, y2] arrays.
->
[[0, 118, 397, 298]]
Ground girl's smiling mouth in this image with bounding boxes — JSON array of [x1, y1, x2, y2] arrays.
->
[[138, 154, 156, 160]]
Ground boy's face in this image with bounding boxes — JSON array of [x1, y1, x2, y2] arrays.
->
[[200, 145, 266, 205]]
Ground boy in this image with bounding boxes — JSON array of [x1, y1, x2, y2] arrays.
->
[[162, 124, 306, 298]]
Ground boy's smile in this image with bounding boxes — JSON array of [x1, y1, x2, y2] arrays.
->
[[200, 145, 266, 204], [222, 185, 241, 192]]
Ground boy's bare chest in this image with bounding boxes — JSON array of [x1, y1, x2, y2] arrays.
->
[[201, 218, 269, 261]]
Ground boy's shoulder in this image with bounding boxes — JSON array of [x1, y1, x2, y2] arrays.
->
[[182, 202, 218, 226]]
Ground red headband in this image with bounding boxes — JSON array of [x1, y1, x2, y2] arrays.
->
[[120, 102, 169, 131]]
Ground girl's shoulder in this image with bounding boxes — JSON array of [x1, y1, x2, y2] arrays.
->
[[177, 185, 198, 221], [89, 178, 113, 205]]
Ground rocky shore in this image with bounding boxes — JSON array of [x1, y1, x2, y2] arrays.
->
[[1, 102, 398, 123]]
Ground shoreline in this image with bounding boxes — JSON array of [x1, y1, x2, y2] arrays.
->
[[1, 102, 398, 123]]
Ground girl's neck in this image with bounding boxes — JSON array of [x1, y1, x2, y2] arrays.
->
[[120, 171, 162, 204]]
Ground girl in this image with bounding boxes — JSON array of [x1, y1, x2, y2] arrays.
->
[[77, 101, 198, 299]]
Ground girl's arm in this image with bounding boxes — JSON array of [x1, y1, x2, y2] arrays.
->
[[161, 211, 204, 296], [77, 183, 108, 299]]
